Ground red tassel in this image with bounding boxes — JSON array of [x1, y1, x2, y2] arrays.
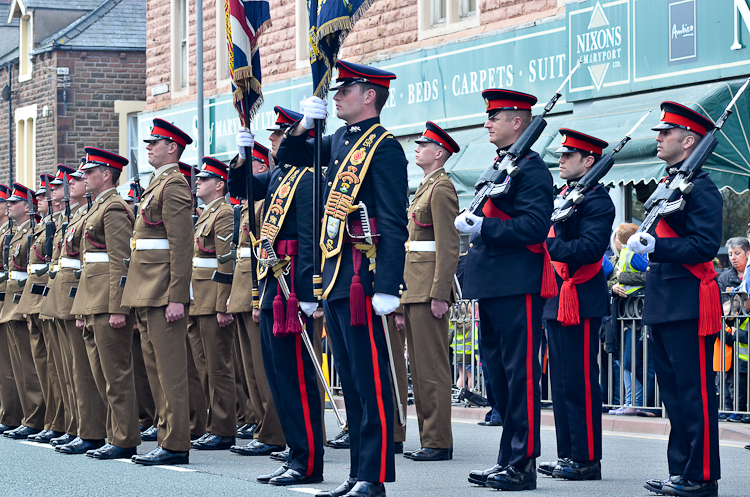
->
[[698, 279, 721, 337], [273, 294, 287, 337], [540, 244, 559, 299], [557, 280, 580, 327], [286, 292, 303, 334], [350, 275, 366, 326]]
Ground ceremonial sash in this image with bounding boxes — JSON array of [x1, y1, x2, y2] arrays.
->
[[257, 166, 310, 280], [321, 123, 391, 259], [654, 218, 721, 336], [482, 200, 557, 299], [548, 225, 601, 326]]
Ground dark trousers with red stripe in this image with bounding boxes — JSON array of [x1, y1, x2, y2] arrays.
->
[[649, 320, 720, 482], [478, 294, 542, 468], [323, 297, 395, 483], [260, 310, 324, 477], [546, 318, 602, 463]]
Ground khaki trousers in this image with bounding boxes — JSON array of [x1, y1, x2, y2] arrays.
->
[[187, 315, 237, 437], [53, 319, 79, 436], [136, 306, 190, 452], [0, 323, 22, 427], [61, 318, 106, 439], [403, 302, 453, 449], [29, 314, 64, 432], [186, 333, 207, 437], [83, 313, 140, 448], [6, 320, 45, 430], [132, 329, 155, 428], [388, 314, 409, 444], [236, 311, 285, 446], [41, 317, 75, 435], [233, 331, 252, 426]]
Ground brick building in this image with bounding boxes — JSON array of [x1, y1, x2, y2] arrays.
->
[[0, 0, 147, 188], [139, 0, 750, 235]]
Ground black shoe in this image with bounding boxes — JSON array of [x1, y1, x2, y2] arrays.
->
[[486, 460, 537, 491], [553, 459, 601, 480], [57, 438, 105, 454], [407, 447, 452, 461], [236, 423, 257, 439], [0, 424, 19, 434], [5, 426, 41, 439], [477, 420, 502, 426], [394, 442, 403, 454], [230, 439, 284, 456], [51, 433, 75, 446], [90, 444, 138, 460], [468, 464, 504, 486], [26, 429, 49, 442], [192, 434, 235, 450], [343, 481, 386, 497], [644, 475, 682, 495], [190, 432, 211, 447], [256, 463, 290, 484], [327, 431, 350, 449], [270, 447, 291, 461], [35, 430, 64, 443], [662, 478, 718, 497], [132, 446, 189, 466], [88, 443, 114, 457], [538, 459, 567, 477], [141, 425, 157, 441], [316, 477, 357, 497], [269, 468, 324, 486]]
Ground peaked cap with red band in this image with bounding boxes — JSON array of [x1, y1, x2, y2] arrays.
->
[[482, 89, 537, 118], [229, 196, 241, 205], [36, 174, 55, 195], [330, 60, 397, 90], [144, 118, 194, 147], [178, 162, 199, 180], [123, 181, 139, 201], [652, 101, 714, 137], [51, 164, 76, 185], [8, 182, 37, 204], [268, 106, 316, 138], [556, 128, 608, 156], [82, 147, 129, 171], [0, 183, 9, 201], [252, 143, 271, 166], [197, 157, 229, 181], [415, 121, 460, 154]]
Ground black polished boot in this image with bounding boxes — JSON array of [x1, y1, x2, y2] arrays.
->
[[486, 459, 537, 491], [552, 459, 601, 480], [468, 464, 504, 486]]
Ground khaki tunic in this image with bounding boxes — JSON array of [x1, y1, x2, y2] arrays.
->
[[0, 219, 33, 323]]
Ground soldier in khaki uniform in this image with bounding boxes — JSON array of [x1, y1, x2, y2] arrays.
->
[[1, 183, 45, 440], [187, 157, 237, 451], [395, 122, 460, 461], [69, 147, 140, 460], [125, 119, 194, 466], [19, 178, 66, 443], [0, 183, 23, 434], [228, 141, 286, 457]]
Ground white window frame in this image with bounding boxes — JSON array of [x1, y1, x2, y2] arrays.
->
[[418, 0, 479, 40], [114, 100, 146, 185], [171, 0, 190, 97], [15, 104, 37, 187], [295, 0, 310, 70], [19, 13, 33, 82]]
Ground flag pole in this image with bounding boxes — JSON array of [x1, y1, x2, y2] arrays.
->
[[243, 93, 257, 299], [312, 119, 322, 298]]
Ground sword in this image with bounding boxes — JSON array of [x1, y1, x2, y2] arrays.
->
[[355, 201, 406, 426], [252, 235, 346, 428]]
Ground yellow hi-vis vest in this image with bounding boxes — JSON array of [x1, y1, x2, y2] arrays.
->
[[739, 318, 748, 362], [617, 246, 645, 294]]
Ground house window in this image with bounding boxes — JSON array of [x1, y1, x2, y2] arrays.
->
[[419, 0, 480, 39], [432, 0, 447, 26], [296, 0, 310, 69], [459, 0, 477, 19], [19, 14, 32, 82], [172, 0, 190, 94], [15, 105, 37, 187]]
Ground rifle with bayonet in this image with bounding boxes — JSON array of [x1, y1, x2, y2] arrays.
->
[[463, 60, 582, 225], [637, 77, 750, 243], [551, 111, 651, 223], [0, 216, 11, 284], [130, 150, 143, 218], [21, 190, 35, 287], [35, 174, 54, 276]]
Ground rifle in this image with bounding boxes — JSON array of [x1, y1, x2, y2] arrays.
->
[[130, 150, 143, 218], [22, 190, 35, 287], [36, 175, 54, 276], [61, 172, 71, 235], [190, 156, 198, 227], [252, 234, 346, 428], [637, 77, 750, 242], [551, 111, 651, 223], [464, 60, 582, 224]]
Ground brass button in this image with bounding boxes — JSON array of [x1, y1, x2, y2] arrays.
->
[[398, 290, 403, 295], [334, 160, 339, 165], [328, 181, 333, 187], [344, 141, 349, 146], [469, 243, 474, 248], [647, 266, 650, 271]]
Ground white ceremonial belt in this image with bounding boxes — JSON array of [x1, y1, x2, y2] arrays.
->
[[59, 258, 81, 269], [52, 265, 59, 273], [239, 247, 253, 259], [405, 240, 436, 252], [10, 271, 28, 280], [132, 238, 170, 250], [0, 271, 5, 279], [28, 264, 47, 273], [84, 253, 110, 263], [192, 257, 218, 269]]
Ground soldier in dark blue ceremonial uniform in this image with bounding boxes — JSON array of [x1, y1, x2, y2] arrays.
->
[[239, 117, 325, 486], [454, 89, 554, 491], [628, 103, 722, 497], [277, 60, 409, 497], [538, 129, 615, 481]]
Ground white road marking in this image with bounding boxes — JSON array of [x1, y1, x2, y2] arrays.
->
[[19, 441, 55, 449], [288, 488, 323, 494], [153, 465, 196, 472]]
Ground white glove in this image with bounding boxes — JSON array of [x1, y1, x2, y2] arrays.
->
[[454, 211, 483, 233], [627, 233, 655, 254], [372, 293, 400, 316], [300, 301, 318, 317], [236, 127, 255, 160], [301, 96, 328, 130]]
